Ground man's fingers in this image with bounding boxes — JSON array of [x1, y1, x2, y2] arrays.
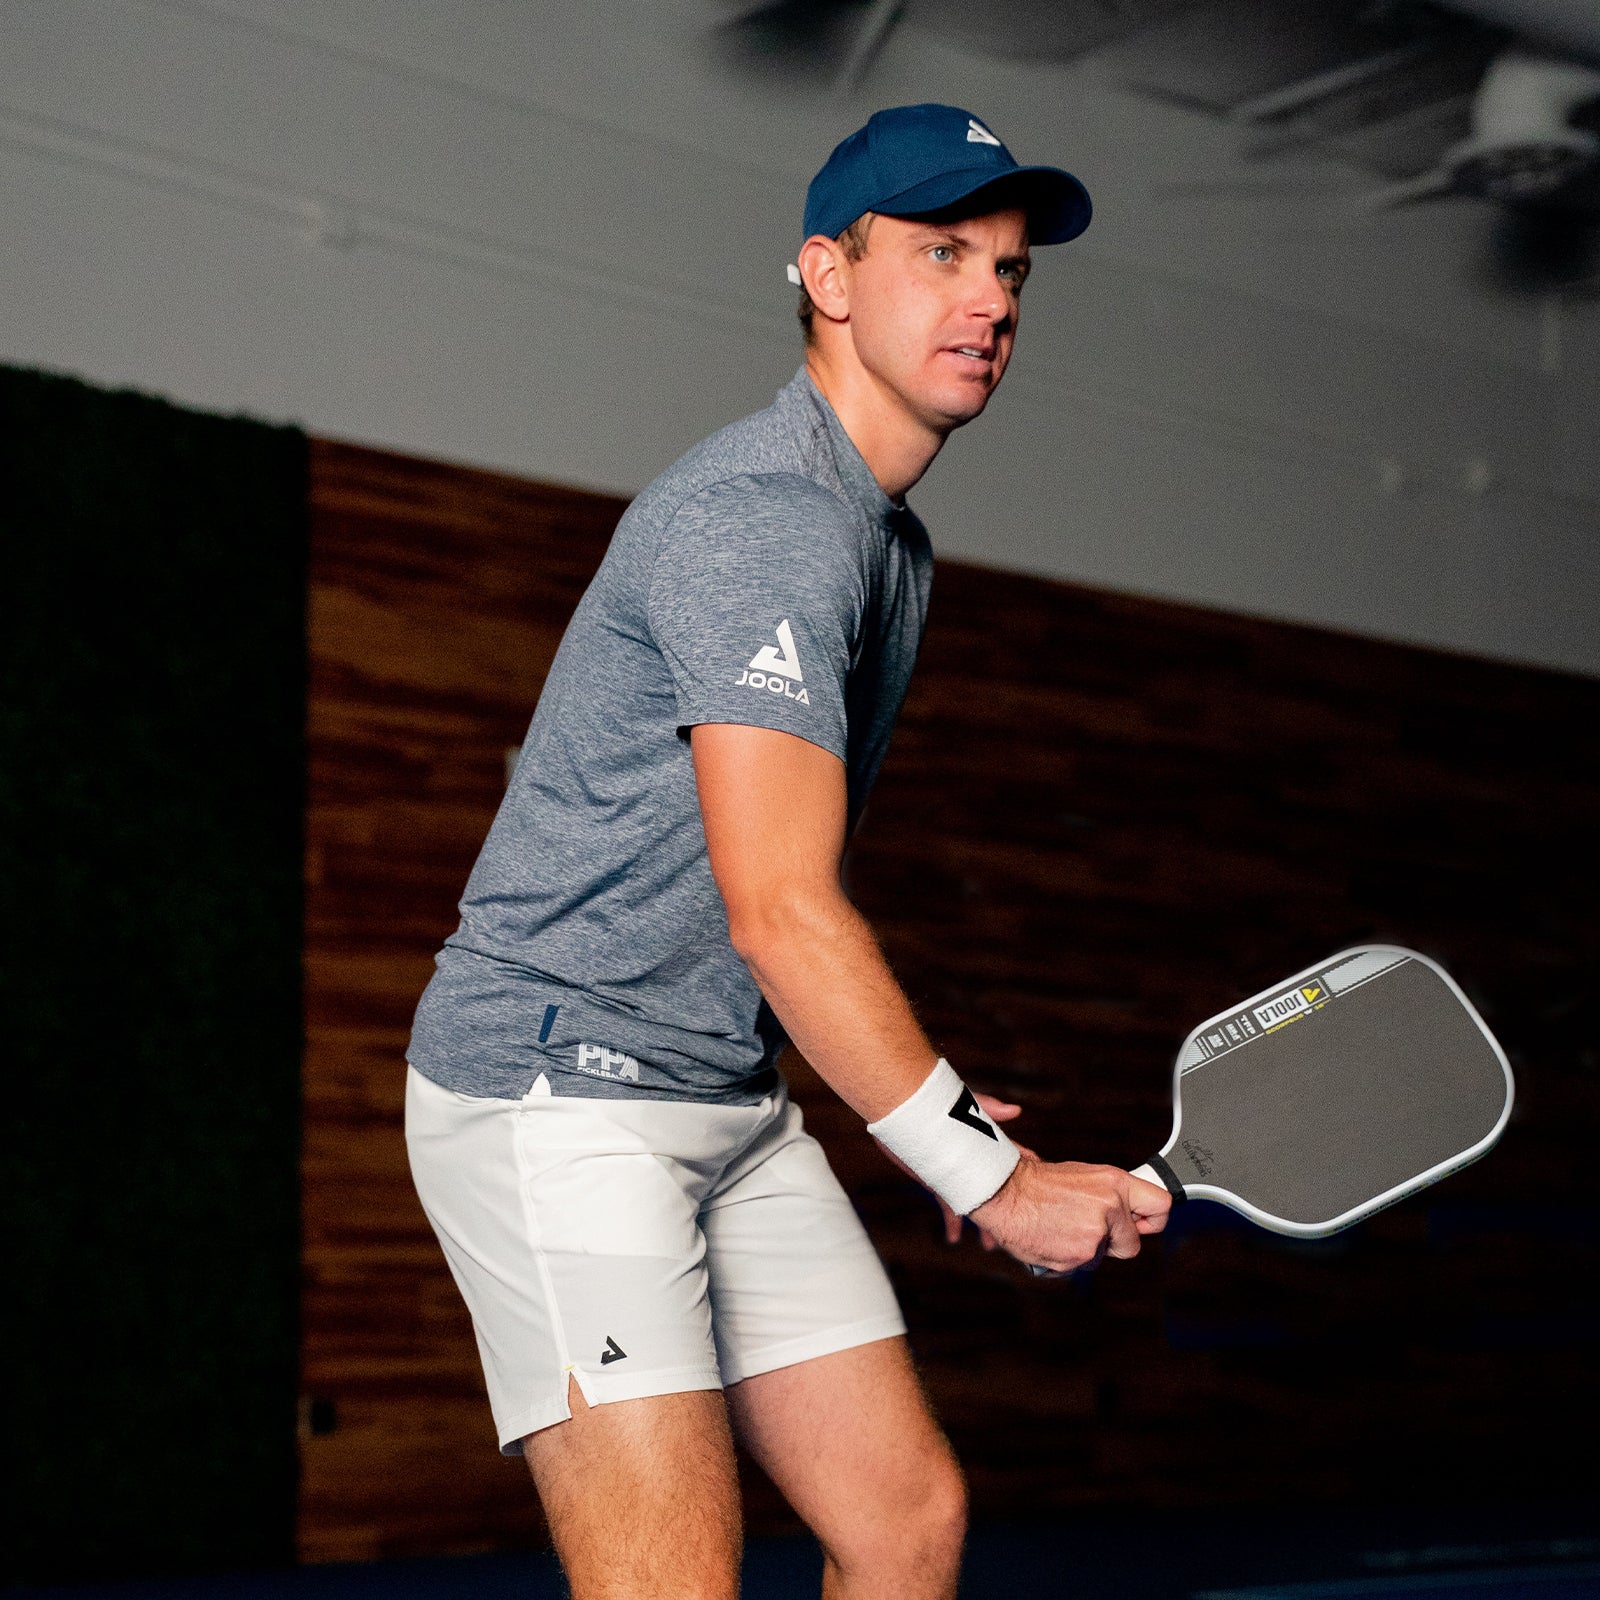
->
[[1038, 1236, 1106, 1275], [1104, 1203, 1143, 1260], [986, 1156, 1166, 1274], [1127, 1173, 1173, 1229], [974, 1091, 1021, 1123]]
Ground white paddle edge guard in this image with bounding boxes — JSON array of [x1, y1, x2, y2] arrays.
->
[[1154, 944, 1516, 1239]]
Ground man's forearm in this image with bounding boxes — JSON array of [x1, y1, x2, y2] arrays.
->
[[737, 891, 1165, 1268], [731, 886, 940, 1121]]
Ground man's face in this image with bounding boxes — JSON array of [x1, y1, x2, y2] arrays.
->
[[842, 208, 1030, 435]]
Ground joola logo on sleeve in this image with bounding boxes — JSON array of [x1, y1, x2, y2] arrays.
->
[[735, 619, 810, 704], [575, 1043, 641, 1082]]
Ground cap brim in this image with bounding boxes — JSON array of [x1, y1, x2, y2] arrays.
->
[[875, 166, 1091, 245]]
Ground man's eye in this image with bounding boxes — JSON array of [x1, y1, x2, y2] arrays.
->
[[930, 245, 955, 263]]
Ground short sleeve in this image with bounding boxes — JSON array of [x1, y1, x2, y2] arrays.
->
[[647, 474, 864, 760]]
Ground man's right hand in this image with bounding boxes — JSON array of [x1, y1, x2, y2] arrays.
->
[[969, 1152, 1172, 1274]]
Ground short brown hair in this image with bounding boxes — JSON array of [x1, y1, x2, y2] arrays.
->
[[797, 214, 874, 344]]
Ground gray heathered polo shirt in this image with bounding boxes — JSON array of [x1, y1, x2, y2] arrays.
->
[[406, 368, 933, 1103]]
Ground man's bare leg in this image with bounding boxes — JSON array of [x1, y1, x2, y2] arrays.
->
[[523, 1380, 742, 1600], [727, 1338, 966, 1600]]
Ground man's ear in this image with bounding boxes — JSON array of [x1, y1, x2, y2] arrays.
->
[[798, 234, 850, 326]]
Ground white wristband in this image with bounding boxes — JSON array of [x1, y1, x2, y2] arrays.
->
[[866, 1058, 1020, 1217]]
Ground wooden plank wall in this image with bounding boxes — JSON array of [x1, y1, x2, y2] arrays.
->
[[301, 441, 623, 1561], [301, 438, 1599, 1562]]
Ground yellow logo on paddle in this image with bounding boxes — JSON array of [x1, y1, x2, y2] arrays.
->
[[1254, 978, 1331, 1031]]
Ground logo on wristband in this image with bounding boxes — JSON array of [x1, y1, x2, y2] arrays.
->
[[948, 1087, 998, 1139]]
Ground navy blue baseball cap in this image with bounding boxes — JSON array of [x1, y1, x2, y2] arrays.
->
[[802, 103, 1091, 246]]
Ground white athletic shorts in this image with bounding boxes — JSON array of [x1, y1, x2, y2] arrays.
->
[[404, 1066, 907, 1454]]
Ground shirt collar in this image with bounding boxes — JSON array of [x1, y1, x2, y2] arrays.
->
[[787, 366, 901, 530]]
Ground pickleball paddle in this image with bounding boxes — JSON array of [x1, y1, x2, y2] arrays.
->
[[1032, 946, 1512, 1273], [1135, 945, 1512, 1234]]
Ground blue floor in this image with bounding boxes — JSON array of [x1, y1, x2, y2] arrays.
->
[[1195, 1569, 1600, 1599], [12, 1516, 1599, 1600]]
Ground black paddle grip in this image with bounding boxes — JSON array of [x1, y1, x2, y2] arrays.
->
[[1144, 1152, 1188, 1204]]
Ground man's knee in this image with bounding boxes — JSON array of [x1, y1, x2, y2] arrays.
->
[[910, 1447, 968, 1563], [835, 1438, 967, 1579]]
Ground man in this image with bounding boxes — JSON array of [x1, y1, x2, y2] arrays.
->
[[406, 104, 1172, 1599]]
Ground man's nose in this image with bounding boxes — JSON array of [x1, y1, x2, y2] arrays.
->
[[963, 266, 1010, 321], [967, 275, 1010, 325]]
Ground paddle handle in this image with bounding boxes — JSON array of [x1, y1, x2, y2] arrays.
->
[[1133, 1153, 1188, 1203]]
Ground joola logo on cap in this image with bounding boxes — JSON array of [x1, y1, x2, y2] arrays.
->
[[736, 619, 810, 704], [966, 118, 1001, 146]]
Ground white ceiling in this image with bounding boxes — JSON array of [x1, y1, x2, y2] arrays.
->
[[162, 0, 1591, 361], [3, 0, 1595, 673]]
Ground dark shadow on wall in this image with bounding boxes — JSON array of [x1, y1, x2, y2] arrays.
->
[[1, 366, 308, 1582]]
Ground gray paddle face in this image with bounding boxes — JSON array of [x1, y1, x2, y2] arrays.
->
[[1158, 947, 1513, 1236]]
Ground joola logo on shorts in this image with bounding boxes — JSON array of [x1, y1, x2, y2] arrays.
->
[[1253, 979, 1329, 1031], [575, 1043, 641, 1082], [735, 620, 810, 705]]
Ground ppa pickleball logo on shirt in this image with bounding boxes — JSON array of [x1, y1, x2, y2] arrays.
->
[[736, 620, 811, 705], [575, 1042, 641, 1083]]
